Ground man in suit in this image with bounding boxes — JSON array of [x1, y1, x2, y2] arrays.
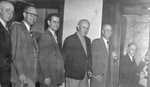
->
[[91, 24, 117, 87], [119, 43, 143, 87], [0, 1, 14, 87], [11, 6, 38, 87], [38, 13, 64, 87], [62, 19, 92, 87]]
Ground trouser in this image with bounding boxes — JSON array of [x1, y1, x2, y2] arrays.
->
[[11, 82, 21, 87], [1, 83, 10, 87], [0, 65, 11, 87], [66, 73, 89, 87], [40, 83, 60, 87]]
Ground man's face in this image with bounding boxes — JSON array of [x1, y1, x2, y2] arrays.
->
[[0, 3, 14, 22], [78, 21, 90, 36], [128, 44, 137, 57], [48, 16, 60, 31], [24, 7, 38, 26], [103, 25, 113, 38]]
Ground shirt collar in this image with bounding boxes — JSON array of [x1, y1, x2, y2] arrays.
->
[[0, 18, 6, 27], [128, 54, 133, 61], [103, 37, 108, 45], [23, 21, 30, 31], [48, 28, 55, 36], [77, 31, 84, 39]]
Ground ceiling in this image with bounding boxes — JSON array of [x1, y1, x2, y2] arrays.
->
[[105, 0, 150, 5], [9, 0, 64, 8]]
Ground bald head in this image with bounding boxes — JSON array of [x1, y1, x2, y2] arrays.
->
[[78, 19, 90, 26], [127, 43, 137, 57], [0, 1, 14, 22], [102, 24, 113, 40], [23, 6, 38, 26], [77, 19, 90, 36]]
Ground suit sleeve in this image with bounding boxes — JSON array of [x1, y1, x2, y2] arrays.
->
[[11, 24, 27, 76], [38, 34, 51, 78], [91, 39, 99, 73], [138, 60, 147, 73], [87, 38, 92, 71], [62, 38, 72, 69]]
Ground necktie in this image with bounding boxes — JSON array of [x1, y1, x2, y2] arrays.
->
[[107, 41, 109, 47], [132, 57, 135, 63], [5, 25, 9, 33], [107, 41, 109, 53], [54, 33, 58, 43], [30, 28, 33, 37]]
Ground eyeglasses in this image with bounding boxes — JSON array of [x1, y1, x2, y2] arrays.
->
[[25, 12, 39, 18]]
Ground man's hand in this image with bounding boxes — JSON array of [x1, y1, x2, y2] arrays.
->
[[19, 74, 26, 83], [91, 74, 102, 83], [95, 75, 102, 83], [112, 51, 118, 60], [44, 78, 51, 86], [87, 70, 92, 78]]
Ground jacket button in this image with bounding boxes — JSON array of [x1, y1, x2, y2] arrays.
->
[[103, 65, 105, 67], [102, 73, 104, 75]]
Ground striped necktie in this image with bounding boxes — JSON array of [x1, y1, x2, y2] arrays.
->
[[30, 28, 33, 37]]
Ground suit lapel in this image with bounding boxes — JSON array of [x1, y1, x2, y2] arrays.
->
[[47, 29, 58, 44], [126, 54, 135, 68], [85, 37, 89, 56], [0, 22, 7, 33], [46, 29, 61, 53], [100, 38, 109, 55], [75, 33, 87, 56], [21, 22, 37, 50]]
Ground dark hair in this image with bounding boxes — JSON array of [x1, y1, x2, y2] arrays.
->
[[44, 13, 60, 30], [46, 13, 60, 22]]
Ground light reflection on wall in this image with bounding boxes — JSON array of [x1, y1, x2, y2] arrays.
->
[[62, 0, 103, 43]]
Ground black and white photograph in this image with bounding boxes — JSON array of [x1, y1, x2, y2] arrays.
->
[[0, 0, 150, 87]]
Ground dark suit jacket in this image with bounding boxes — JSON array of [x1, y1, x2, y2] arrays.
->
[[38, 29, 64, 84], [91, 38, 114, 87], [119, 54, 140, 87], [0, 22, 11, 84], [62, 32, 92, 80], [11, 21, 38, 83]]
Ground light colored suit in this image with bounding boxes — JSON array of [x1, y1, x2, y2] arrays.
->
[[38, 29, 64, 86], [11, 21, 38, 84], [91, 38, 114, 87]]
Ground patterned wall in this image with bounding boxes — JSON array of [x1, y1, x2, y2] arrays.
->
[[124, 14, 150, 87]]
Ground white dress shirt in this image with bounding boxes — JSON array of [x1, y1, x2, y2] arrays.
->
[[103, 37, 109, 53], [128, 54, 133, 62], [23, 21, 30, 32], [0, 18, 7, 31]]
